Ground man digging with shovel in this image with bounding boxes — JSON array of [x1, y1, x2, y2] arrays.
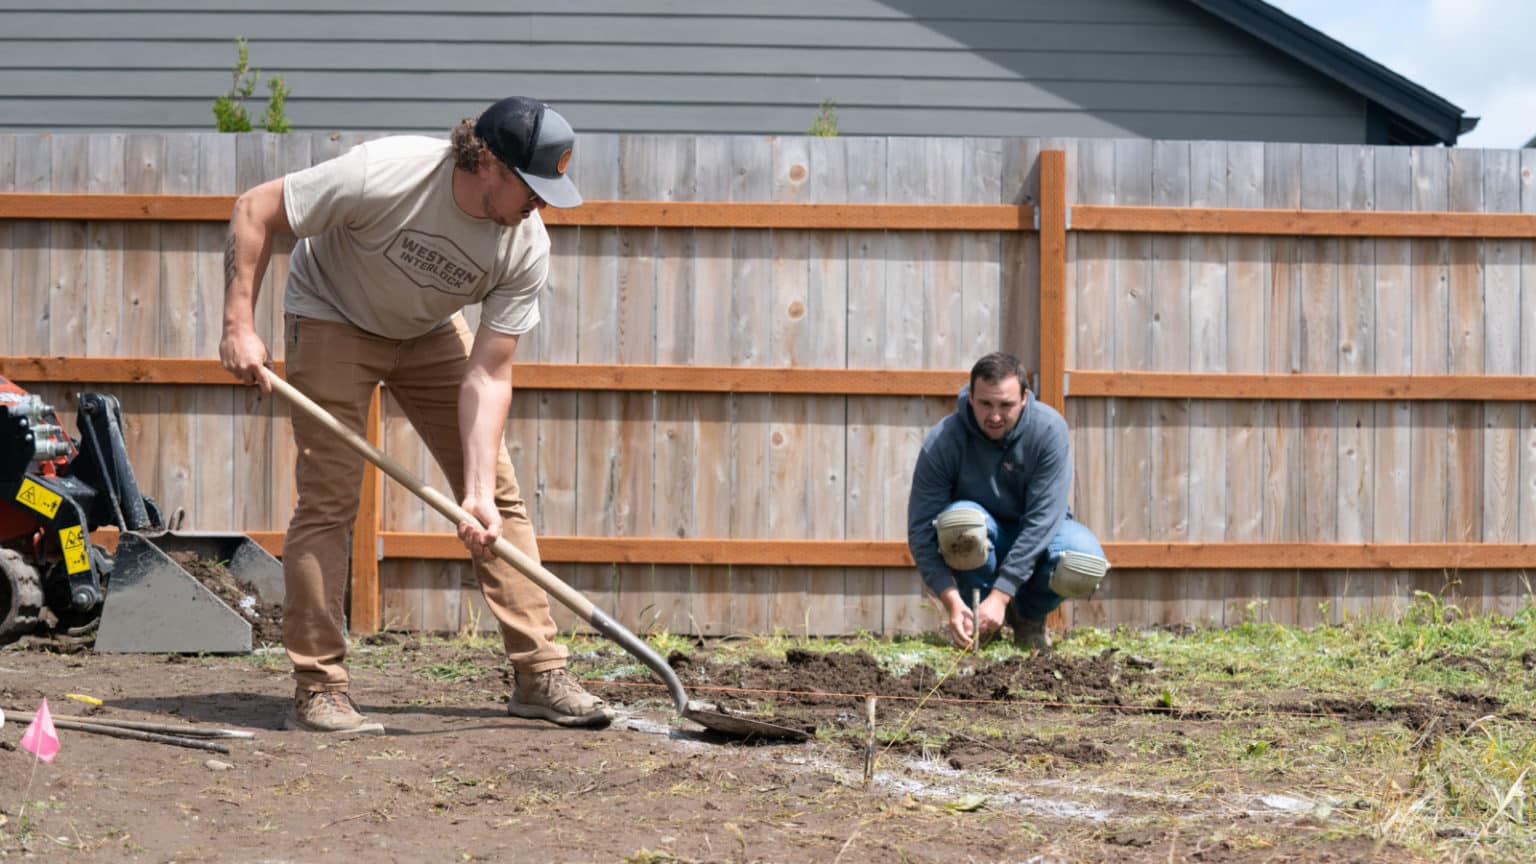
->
[[220, 96, 613, 734]]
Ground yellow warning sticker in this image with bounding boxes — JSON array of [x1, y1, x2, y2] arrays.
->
[[15, 479, 62, 519], [60, 525, 89, 575]]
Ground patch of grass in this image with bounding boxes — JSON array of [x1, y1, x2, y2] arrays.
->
[[1058, 593, 1536, 716], [1401, 716, 1535, 859], [414, 657, 490, 683]]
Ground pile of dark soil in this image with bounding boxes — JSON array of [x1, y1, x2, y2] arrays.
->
[[649, 646, 1147, 734], [165, 551, 284, 645]]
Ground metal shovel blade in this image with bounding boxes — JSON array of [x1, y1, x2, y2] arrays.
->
[[682, 700, 810, 742]]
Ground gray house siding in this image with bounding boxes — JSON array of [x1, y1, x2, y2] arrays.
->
[[0, 0, 1368, 142]]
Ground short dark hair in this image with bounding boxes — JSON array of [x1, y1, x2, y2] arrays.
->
[[969, 352, 1028, 392]]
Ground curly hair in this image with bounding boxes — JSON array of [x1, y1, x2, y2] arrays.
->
[[449, 116, 484, 172]]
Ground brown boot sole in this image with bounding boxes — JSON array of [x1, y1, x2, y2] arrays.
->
[[283, 713, 386, 735], [507, 702, 614, 728]]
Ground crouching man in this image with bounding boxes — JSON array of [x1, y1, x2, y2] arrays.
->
[[906, 352, 1110, 650]]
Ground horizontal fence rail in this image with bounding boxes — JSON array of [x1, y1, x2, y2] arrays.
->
[[11, 359, 1533, 402], [0, 358, 971, 396], [9, 193, 1536, 236], [0, 193, 1034, 231], [82, 530, 1536, 572], [1072, 205, 1536, 239]]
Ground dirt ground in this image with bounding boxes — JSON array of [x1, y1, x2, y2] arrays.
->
[[0, 635, 1477, 863]]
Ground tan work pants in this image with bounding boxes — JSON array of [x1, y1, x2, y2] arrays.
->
[[282, 313, 567, 691]]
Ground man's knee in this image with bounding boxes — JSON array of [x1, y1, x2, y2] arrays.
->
[[933, 501, 992, 571], [1048, 521, 1110, 599]]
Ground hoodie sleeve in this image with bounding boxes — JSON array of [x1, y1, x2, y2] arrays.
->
[[993, 407, 1071, 596], [907, 420, 960, 596]]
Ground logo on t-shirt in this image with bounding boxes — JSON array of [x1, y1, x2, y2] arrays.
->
[[386, 230, 486, 296]]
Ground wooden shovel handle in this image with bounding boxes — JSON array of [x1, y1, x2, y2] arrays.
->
[[260, 368, 690, 712]]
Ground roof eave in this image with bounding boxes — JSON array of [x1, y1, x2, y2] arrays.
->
[[1187, 0, 1472, 145]]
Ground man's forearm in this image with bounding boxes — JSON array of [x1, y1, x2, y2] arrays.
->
[[222, 184, 283, 337], [458, 370, 512, 502]]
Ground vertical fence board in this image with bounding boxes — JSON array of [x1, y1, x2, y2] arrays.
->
[[11, 135, 51, 355], [962, 138, 1005, 363], [765, 135, 815, 635], [724, 136, 775, 636], [562, 133, 622, 634], [1521, 150, 1536, 612], [633, 135, 695, 636], [0, 136, 14, 353], [882, 138, 944, 635], [153, 134, 199, 518], [1479, 149, 1521, 616], [689, 136, 736, 636], [1372, 146, 1414, 615], [841, 135, 890, 634], [48, 135, 89, 358], [1070, 138, 1114, 628], [266, 134, 312, 533], [119, 135, 164, 497], [381, 389, 427, 631], [1337, 145, 1376, 621], [1447, 149, 1486, 611], [804, 135, 851, 636], [1149, 140, 1191, 627], [1263, 142, 1302, 625], [605, 136, 662, 632], [535, 131, 585, 557], [1186, 139, 1228, 627], [1409, 147, 1452, 608], [230, 136, 273, 539], [1298, 143, 1339, 627], [1111, 139, 1154, 627], [1226, 141, 1268, 623], [1005, 138, 1046, 372], [84, 135, 124, 359], [189, 134, 237, 533]]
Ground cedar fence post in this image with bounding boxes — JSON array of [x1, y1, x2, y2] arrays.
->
[[349, 385, 383, 633]]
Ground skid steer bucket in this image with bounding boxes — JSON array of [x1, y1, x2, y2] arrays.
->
[[95, 531, 284, 654]]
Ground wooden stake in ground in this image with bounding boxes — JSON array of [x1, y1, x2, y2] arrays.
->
[[862, 695, 877, 787], [971, 587, 981, 651]]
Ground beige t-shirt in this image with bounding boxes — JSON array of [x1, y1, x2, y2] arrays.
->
[[282, 136, 549, 339]]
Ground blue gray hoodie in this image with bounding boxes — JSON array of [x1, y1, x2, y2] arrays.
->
[[906, 385, 1072, 597]]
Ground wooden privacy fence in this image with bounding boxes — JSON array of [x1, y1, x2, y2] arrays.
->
[[2, 133, 1534, 636]]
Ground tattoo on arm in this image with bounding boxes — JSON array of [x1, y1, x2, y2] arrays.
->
[[223, 229, 238, 292]]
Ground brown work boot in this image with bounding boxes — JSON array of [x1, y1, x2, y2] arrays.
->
[[508, 668, 614, 728], [285, 688, 385, 734], [1006, 605, 1052, 652]]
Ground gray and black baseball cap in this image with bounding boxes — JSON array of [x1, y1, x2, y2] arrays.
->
[[474, 96, 583, 209]]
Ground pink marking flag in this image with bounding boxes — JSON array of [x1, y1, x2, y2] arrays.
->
[[19, 698, 59, 763]]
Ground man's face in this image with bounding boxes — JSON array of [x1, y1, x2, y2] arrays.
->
[[969, 375, 1025, 441], [479, 156, 545, 226]]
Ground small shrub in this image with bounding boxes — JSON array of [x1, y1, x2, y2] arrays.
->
[[212, 38, 292, 133], [808, 100, 839, 137]]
